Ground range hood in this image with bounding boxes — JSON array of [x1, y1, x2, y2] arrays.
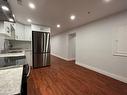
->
[[0, 0, 15, 22]]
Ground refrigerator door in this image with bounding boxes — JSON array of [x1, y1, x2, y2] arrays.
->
[[32, 32, 43, 54], [33, 32, 50, 54], [41, 32, 50, 53]]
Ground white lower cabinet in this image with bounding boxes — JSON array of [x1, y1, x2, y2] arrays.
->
[[25, 51, 32, 66]]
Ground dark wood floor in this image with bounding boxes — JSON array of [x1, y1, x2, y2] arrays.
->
[[28, 55, 127, 95]]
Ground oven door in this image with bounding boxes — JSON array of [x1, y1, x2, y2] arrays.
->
[[21, 64, 30, 95]]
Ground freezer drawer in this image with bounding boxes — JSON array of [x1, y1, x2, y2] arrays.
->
[[33, 53, 50, 68]]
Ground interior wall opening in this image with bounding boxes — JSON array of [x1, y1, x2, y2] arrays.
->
[[68, 33, 76, 62]]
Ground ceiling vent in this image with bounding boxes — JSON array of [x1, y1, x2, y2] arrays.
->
[[17, 0, 22, 5]]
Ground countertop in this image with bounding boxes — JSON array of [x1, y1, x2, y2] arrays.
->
[[0, 66, 23, 95], [9, 48, 32, 52], [0, 50, 25, 58]]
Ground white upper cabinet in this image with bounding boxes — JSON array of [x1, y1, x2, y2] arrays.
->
[[1, 22, 50, 41], [15, 23, 32, 41], [0, 21, 15, 37], [8, 22, 16, 39], [24, 25, 32, 41], [0, 21, 4, 35], [4, 21, 11, 36], [31, 24, 50, 32], [0, 22, 32, 41], [15, 22, 25, 40]]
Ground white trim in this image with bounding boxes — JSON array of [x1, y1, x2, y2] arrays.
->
[[52, 54, 75, 61], [76, 61, 127, 83], [114, 52, 127, 57], [68, 58, 75, 61], [51, 54, 69, 61]]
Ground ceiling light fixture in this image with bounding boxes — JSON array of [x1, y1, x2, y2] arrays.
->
[[70, 15, 76, 20], [57, 24, 61, 28], [103, 0, 111, 3], [1, 6, 9, 11], [27, 19, 32, 23], [29, 2, 35, 9], [9, 18, 14, 22]]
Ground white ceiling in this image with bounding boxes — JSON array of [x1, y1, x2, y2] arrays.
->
[[8, 0, 127, 35]]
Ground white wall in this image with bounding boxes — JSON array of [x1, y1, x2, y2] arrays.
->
[[72, 11, 127, 83], [51, 11, 127, 83], [51, 32, 69, 60]]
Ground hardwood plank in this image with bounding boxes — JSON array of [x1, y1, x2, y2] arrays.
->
[[28, 55, 127, 95]]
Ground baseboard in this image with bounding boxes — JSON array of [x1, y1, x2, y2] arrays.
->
[[51, 54, 69, 61], [67, 58, 75, 61], [76, 62, 127, 83], [51, 54, 75, 61]]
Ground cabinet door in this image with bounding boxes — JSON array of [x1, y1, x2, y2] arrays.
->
[[4, 21, 11, 36], [9, 23, 16, 39], [15, 23, 25, 40], [24, 25, 32, 41], [0, 21, 4, 34], [25, 51, 32, 66]]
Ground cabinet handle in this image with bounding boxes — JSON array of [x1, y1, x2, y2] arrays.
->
[[6, 27, 10, 33], [27, 64, 31, 77]]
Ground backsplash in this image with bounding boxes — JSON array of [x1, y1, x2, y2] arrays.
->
[[9, 40, 32, 50], [0, 35, 32, 53]]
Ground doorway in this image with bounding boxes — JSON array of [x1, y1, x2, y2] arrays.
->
[[68, 33, 76, 62]]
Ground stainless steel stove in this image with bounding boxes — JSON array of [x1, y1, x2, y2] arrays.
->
[[0, 56, 26, 69]]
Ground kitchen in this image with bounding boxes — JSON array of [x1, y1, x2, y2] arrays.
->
[[0, 0, 51, 95]]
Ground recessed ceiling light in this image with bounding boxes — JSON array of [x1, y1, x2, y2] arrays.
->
[[27, 19, 32, 23], [29, 2, 35, 9], [9, 18, 14, 22], [103, 0, 111, 3], [57, 24, 61, 28], [1, 6, 9, 11], [70, 15, 76, 20]]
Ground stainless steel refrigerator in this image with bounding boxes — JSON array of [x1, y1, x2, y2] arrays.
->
[[32, 31, 50, 68]]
